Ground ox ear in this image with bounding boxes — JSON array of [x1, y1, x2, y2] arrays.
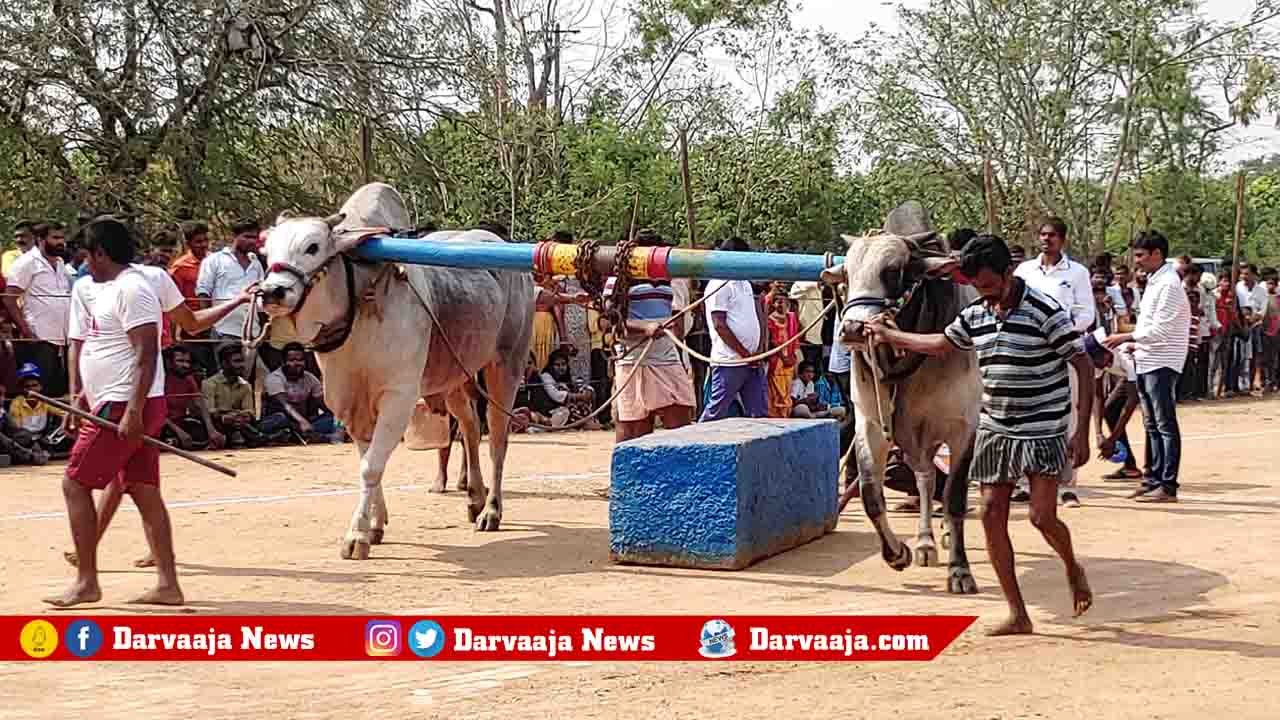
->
[[323, 212, 346, 228], [274, 210, 295, 226], [922, 255, 960, 278], [821, 264, 846, 286]]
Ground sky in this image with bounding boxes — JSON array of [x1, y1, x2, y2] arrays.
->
[[790, 0, 1280, 168], [558, 0, 1279, 168]]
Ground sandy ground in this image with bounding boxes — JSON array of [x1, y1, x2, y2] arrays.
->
[[2, 398, 1280, 718]]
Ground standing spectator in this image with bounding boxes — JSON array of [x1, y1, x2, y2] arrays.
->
[[1184, 263, 1218, 398], [765, 292, 800, 418], [1214, 274, 1244, 398], [196, 220, 266, 413], [789, 279, 826, 372], [160, 346, 224, 451], [864, 234, 1094, 636], [1014, 217, 1094, 508], [1236, 263, 1268, 394], [608, 231, 694, 441], [203, 344, 268, 448], [49, 217, 183, 607], [1262, 268, 1280, 391], [261, 343, 343, 443], [700, 236, 768, 422], [1008, 244, 1027, 266], [586, 307, 613, 426], [2, 221, 33, 275], [169, 222, 213, 372], [0, 264, 19, 396], [195, 220, 264, 347], [3, 222, 72, 398], [1113, 264, 1140, 326], [1105, 230, 1190, 503]]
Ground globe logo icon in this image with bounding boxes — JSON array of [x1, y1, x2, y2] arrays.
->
[[699, 619, 736, 658]]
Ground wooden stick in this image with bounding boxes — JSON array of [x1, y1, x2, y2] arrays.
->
[[679, 126, 698, 248], [32, 392, 237, 478], [1233, 170, 1246, 286]]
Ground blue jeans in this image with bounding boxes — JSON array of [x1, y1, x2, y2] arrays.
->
[[699, 365, 768, 422], [1136, 368, 1181, 494]]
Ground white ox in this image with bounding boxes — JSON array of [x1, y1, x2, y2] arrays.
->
[[258, 183, 534, 560], [822, 202, 982, 594]]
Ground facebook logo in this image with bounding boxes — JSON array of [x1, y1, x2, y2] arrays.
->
[[66, 619, 104, 658]]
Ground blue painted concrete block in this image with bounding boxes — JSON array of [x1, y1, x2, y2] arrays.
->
[[609, 418, 840, 570]]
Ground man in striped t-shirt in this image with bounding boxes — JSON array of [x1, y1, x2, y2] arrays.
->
[[865, 234, 1095, 636]]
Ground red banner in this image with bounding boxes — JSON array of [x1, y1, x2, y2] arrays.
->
[[1, 615, 975, 662]]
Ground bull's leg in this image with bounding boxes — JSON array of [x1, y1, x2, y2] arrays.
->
[[341, 392, 416, 561], [913, 462, 938, 567], [446, 390, 488, 528], [855, 417, 912, 571], [944, 434, 978, 594], [476, 362, 521, 532]]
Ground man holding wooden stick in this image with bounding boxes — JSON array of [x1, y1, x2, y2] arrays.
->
[[45, 218, 183, 607]]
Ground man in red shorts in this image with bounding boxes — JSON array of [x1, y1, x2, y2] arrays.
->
[[45, 218, 183, 607]]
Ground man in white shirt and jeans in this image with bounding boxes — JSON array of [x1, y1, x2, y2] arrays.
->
[[3, 222, 72, 398], [46, 218, 184, 608], [699, 236, 768, 421], [1105, 230, 1190, 503], [1014, 217, 1096, 508]]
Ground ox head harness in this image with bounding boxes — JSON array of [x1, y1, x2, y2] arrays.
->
[[264, 225, 409, 353], [843, 231, 956, 385]]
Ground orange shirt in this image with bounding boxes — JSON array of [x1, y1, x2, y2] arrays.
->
[[168, 252, 203, 312]]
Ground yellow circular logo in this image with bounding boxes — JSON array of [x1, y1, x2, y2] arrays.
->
[[19, 620, 58, 659]]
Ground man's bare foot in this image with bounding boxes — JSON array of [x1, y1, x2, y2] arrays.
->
[[42, 581, 102, 608], [128, 585, 184, 606], [133, 554, 155, 568], [64, 551, 78, 567], [985, 615, 1034, 636], [1069, 564, 1093, 617]]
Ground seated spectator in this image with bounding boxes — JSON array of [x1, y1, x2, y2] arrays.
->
[[526, 348, 597, 429], [7, 362, 70, 459], [510, 353, 550, 433], [203, 344, 269, 448], [161, 346, 225, 451], [261, 342, 344, 443], [789, 363, 847, 420]]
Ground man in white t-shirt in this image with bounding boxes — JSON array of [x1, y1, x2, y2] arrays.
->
[[45, 218, 184, 608], [698, 237, 768, 421], [62, 260, 258, 572]]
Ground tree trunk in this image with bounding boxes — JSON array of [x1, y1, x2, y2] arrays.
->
[[679, 126, 698, 247]]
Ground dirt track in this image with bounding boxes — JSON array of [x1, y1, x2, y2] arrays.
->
[[3, 398, 1280, 718]]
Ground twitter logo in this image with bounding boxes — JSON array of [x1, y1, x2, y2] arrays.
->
[[408, 620, 446, 659]]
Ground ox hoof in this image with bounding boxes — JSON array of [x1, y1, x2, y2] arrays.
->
[[915, 541, 938, 568], [883, 543, 912, 571], [474, 508, 502, 532], [341, 539, 372, 561], [369, 529, 385, 545], [455, 478, 469, 492], [948, 565, 979, 595], [429, 478, 448, 494]]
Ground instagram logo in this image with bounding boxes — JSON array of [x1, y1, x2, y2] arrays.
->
[[365, 620, 402, 657]]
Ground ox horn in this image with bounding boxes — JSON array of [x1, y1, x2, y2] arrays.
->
[[902, 230, 938, 245], [323, 212, 346, 228]]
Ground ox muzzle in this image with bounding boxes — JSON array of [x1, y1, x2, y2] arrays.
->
[[838, 296, 893, 350]]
